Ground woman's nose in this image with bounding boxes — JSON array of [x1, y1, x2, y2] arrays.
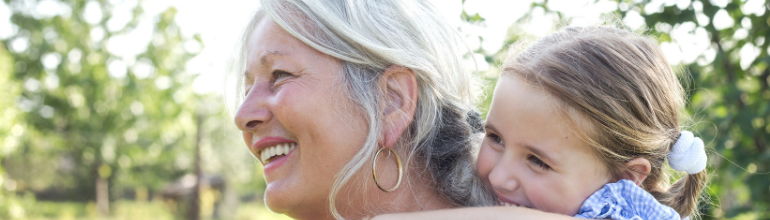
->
[[488, 162, 519, 193], [234, 85, 272, 132]]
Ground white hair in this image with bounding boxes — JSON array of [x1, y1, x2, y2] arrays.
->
[[232, 0, 495, 218]]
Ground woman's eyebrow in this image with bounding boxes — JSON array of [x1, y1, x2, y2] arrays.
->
[[243, 71, 254, 82], [245, 50, 289, 81], [260, 50, 286, 67]]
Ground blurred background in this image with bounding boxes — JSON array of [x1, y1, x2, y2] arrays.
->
[[0, 0, 768, 219]]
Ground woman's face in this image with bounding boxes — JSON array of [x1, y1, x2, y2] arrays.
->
[[234, 18, 368, 218], [476, 75, 612, 216]]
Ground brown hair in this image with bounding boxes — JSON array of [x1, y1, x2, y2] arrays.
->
[[502, 26, 707, 217]]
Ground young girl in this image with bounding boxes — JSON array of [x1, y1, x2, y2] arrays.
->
[[375, 26, 708, 220]]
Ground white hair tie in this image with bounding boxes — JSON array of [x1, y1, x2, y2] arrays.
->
[[666, 131, 707, 174]]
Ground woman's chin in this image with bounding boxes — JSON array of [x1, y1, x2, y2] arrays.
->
[[263, 180, 310, 216], [263, 185, 294, 214]]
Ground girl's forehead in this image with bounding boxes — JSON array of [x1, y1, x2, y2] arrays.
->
[[489, 75, 600, 158]]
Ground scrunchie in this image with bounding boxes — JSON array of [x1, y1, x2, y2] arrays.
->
[[667, 131, 707, 174]]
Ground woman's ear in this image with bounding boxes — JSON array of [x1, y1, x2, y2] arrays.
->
[[377, 65, 418, 149], [618, 158, 652, 186]]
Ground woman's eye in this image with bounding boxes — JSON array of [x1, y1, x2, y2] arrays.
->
[[272, 70, 292, 81], [486, 133, 504, 145], [243, 84, 252, 97], [528, 155, 551, 171]]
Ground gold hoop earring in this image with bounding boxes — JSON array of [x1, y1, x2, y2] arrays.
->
[[372, 147, 403, 192]]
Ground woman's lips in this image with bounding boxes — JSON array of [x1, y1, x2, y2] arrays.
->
[[251, 136, 296, 161], [259, 142, 296, 164]]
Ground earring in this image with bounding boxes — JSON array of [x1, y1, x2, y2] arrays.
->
[[372, 147, 403, 192]]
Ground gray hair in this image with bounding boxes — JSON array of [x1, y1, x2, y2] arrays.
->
[[232, 0, 495, 218]]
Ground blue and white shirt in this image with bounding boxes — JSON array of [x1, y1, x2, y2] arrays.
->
[[574, 179, 680, 220]]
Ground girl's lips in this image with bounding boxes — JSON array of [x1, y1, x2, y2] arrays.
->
[[495, 193, 531, 208], [498, 199, 523, 207]]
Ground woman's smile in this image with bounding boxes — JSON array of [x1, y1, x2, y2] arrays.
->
[[249, 136, 298, 176], [257, 142, 295, 164], [250, 136, 297, 164]]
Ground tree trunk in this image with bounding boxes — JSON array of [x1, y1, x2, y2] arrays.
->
[[96, 175, 109, 216], [187, 113, 203, 220]]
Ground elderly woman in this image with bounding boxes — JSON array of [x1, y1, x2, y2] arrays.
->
[[233, 0, 495, 219]]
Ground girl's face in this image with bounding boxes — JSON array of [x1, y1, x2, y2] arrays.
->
[[477, 75, 613, 216]]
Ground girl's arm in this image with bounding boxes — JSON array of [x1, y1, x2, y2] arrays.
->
[[372, 207, 581, 220]]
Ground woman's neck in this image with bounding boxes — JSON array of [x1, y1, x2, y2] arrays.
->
[[340, 175, 458, 219], [285, 153, 458, 220], [297, 165, 458, 220]]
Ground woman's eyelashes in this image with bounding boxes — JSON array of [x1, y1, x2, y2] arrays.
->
[[527, 155, 551, 171], [243, 83, 253, 97], [272, 70, 293, 82]]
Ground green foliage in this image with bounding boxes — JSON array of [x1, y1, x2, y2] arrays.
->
[[1, 14, 26, 220], [2, 0, 194, 202], [634, 1, 770, 218], [1, 0, 258, 218]]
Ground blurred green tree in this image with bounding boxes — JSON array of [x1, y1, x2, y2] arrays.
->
[[1, 28, 26, 219], [0, 0, 234, 218]]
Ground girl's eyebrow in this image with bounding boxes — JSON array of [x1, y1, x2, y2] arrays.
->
[[483, 121, 497, 133], [526, 145, 559, 166]]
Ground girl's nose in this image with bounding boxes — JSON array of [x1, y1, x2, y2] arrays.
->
[[234, 84, 272, 132], [488, 162, 519, 193]]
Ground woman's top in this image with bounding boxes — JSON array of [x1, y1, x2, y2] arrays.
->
[[574, 179, 680, 220]]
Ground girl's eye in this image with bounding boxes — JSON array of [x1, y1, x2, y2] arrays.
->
[[486, 133, 504, 145], [528, 155, 551, 171]]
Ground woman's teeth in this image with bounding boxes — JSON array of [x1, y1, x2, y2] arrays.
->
[[260, 143, 296, 163]]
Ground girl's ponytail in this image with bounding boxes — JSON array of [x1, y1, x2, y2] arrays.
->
[[653, 168, 708, 217], [654, 131, 709, 217]]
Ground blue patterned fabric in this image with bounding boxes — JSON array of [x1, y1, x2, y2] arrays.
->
[[574, 179, 680, 220]]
